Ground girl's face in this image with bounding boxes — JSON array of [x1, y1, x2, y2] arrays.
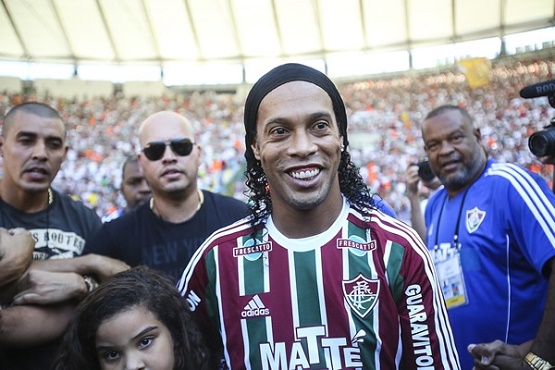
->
[[95, 305, 175, 370]]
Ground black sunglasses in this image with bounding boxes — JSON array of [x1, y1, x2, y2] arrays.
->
[[142, 138, 195, 161]]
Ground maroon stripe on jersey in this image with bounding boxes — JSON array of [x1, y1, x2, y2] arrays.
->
[[263, 236, 296, 344]]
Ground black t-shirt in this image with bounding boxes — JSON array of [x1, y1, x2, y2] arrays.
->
[[84, 190, 248, 281], [0, 189, 102, 370]]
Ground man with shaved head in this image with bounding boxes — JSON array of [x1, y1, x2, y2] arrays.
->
[[0, 102, 129, 370], [84, 111, 248, 281]]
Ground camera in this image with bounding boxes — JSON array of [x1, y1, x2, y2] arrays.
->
[[520, 80, 555, 157], [416, 160, 436, 182], [528, 117, 555, 157]]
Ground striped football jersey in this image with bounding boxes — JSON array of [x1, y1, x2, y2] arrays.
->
[[178, 199, 460, 370]]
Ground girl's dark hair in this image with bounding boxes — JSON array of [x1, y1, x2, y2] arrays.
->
[[242, 63, 375, 228], [51, 266, 213, 370]]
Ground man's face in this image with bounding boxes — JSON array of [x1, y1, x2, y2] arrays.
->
[[251, 81, 343, 214], [121, 161, 151, 210], [422, 109, 485, 193], [0, 110, 67, 193], [138, 114, 201, 197]]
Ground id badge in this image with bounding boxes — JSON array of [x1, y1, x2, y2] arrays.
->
[[433, 243, 468, 308]]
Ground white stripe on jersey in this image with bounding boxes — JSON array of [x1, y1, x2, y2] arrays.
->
[[504, 234, 512, 343], [240, 319, 251, 370], [489, 163, 555, 248], [238, 240, 246, 296], [314, 246, 329, 334]]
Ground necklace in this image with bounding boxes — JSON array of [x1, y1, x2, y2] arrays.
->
[[150, 189, 204, 220], [46, 188, 53, 246]]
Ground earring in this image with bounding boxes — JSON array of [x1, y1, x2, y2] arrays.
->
[[340, 144, 345, 152]]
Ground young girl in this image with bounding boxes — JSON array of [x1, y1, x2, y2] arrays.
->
[[51, 266, 213, 370]]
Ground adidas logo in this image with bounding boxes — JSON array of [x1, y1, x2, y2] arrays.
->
[[241, 294, 270, 318]]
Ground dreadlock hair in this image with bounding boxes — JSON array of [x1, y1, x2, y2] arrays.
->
[[243, 63, 375, 230]]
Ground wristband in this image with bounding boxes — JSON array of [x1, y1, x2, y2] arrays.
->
[[83, 275, 98, 293], [525, 352, 555, 370]]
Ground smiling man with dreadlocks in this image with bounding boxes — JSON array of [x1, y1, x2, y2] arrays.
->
[[177, 63, 460, 370]]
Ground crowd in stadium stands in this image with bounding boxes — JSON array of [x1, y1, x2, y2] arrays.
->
[[1, 55, 554, 223]]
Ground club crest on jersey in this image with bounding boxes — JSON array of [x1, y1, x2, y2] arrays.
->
[[466, 207, 486, 233], [342, 274, 380, 318]]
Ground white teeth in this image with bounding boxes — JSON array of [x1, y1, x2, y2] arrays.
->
[[291, 169, 319, 179]]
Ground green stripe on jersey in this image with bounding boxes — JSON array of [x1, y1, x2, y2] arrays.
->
[[245, 316, 269, 363], [348, 220, 367, 241], [241, 232, 267, 295], [243, 255, 265, 295], [386, 242, 406, 303], [294, 250, 322, 326]]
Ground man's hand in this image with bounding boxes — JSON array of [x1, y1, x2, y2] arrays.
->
[[81, 254, 130, 281], [0, 302, 75, 347], [11, 270, 87, 305], [0, 228, 35, 288], [31, 253, 130, 281], [468, 340, 531, 370], [405, 164, 421, 198], [536, 155, 555, 165]]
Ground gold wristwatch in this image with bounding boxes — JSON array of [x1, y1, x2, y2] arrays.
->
[[525, 352, 555, 370]]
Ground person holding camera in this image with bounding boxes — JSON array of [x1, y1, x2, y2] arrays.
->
[[420, 105, 555, 370], [405, 160, 442, 241]]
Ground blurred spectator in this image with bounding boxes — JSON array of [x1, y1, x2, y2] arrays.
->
[[0, 55, 553, 222], [101, 156, 150, 222]]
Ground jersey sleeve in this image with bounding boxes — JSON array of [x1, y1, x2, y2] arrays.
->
[[176, 242, 224, 356], [395, 234, 461, 369], [500, 166, 555, 276]]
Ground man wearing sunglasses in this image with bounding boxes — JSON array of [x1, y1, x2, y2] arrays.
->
[[83, 111, 248, 281]]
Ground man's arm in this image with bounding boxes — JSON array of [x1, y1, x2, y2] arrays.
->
[[10, 270, 89, 305], [0, 228, 34, 289], [5, 255, 129, 305], [31, 253, 129, 281], [468, 257, 555, 369], [0, 302, 75, 347], [531, 257, 555, 362], [405, 165, 427, 241], [468, 340, 530, 369]]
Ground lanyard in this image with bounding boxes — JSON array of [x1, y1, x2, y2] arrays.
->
[[433, 187, 471, 249]]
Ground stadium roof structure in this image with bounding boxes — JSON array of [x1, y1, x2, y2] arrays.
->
[[1, 0, 554, 89], [1, 0, 554, 65]]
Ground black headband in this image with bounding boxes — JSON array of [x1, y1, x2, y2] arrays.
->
[[243, 63, 348, 160]]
